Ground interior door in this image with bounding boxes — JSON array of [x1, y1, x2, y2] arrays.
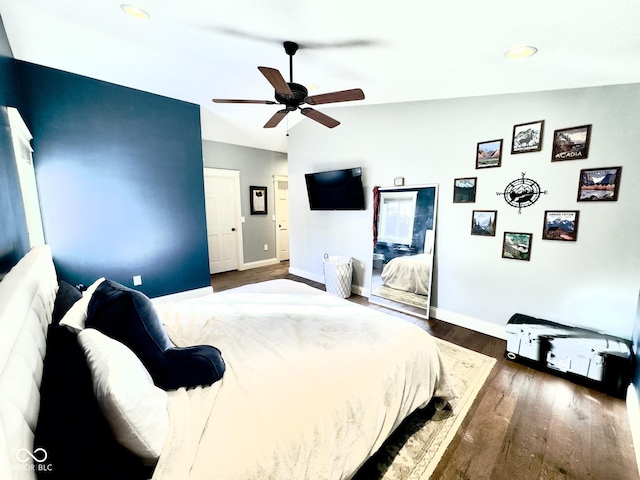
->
[[203, 169, 242, 274], [274, 175, 290, 261]]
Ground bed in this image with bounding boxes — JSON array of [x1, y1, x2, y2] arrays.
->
[[0, 246, 455, 480], [380, 253, 432, 295]]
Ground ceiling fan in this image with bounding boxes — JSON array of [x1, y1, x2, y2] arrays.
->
[[212, 41, 365, 129]]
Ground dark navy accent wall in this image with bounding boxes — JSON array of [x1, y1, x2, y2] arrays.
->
[[15, 62, 210, 297], [0, 16, 29, 275]]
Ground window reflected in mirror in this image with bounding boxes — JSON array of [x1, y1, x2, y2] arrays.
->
[[370, 184, 438, 318]]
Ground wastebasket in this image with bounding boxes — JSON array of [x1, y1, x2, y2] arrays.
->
[[323, 254, 353, 298]]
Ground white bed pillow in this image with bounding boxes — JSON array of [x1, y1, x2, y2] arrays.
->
[[59, 277, 105, 333], [78, 328, 169, 464]]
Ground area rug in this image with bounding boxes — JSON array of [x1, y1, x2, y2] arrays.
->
[[352, 338, 496, 480]]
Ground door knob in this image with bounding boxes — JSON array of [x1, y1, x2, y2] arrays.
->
[[231, 228, 236, 231]]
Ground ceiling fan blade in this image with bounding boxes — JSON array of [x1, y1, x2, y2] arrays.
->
[[305, 88, 365, 105], [264, 109, 289, 128], [212, 99, 277, 104], [258, 66, 293, 96], [300, 108, 340, 128]]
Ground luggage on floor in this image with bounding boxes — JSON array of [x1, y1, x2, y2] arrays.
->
[[505, 313, 632, 397]]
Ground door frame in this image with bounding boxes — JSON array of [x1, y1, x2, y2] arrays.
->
[[203, 168, 243, 273], [8, 107, 45, 248], [273, 174, 289, 262]]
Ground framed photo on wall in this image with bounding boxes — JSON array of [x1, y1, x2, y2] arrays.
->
[[250, 186, 268, 214], [577, 166, 622, 202], [542, 210, 580, 241], [476, 139, 502, 169], [551, 124, 592, 162], [471, 210, 497, 236], [502, 232, 532, 261], [511, 120, 544, 154], [453, 177, 477, 203]]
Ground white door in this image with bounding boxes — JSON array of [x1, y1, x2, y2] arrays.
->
[[274, 175, 290, 261], [203, 169, 242, 274]]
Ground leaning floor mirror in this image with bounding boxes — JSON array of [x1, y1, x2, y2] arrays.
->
[[370, 184, 438, 318]]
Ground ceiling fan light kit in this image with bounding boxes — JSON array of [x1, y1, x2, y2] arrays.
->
[[212, 41, 365, 129], [506, 45, 538, 59], [120, 4, 150, 20]]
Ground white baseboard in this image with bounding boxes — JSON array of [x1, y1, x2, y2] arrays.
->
[[288, 269, 506, 340], [239, 258, 280, 271], [288, 267, 325, 285], [430, 306, 507, 340], [352, 284, 367, 296], [288, 268, 370, 297], [627, 385, 640, 478], [150, 285, 214, 304]]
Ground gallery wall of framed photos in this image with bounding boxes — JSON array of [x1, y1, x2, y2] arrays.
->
[[454, 118, 622, 262], [288, 82, 638, 341]]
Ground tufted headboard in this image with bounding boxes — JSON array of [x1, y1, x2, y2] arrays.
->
[[0, 246, 57, 480]]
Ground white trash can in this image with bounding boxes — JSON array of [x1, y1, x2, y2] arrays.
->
[[323, 254, 353, 298]]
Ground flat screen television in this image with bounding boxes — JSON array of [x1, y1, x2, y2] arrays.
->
[[305, 167, 365, 210]]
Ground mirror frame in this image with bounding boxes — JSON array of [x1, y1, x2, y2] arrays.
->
[[369, 183, 438, 318]]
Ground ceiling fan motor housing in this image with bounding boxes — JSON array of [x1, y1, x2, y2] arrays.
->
[[276, 82, 308, 109], [283, 41, 299, 56]]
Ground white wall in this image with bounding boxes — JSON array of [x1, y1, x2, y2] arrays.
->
[[202, 140, 287, 263], [287, 83, 640, 340]]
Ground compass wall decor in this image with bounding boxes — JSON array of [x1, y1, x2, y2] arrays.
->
[[497, 172, 548, 214]]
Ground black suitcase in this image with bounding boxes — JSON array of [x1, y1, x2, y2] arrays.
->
[[505, 313, 632, 397]]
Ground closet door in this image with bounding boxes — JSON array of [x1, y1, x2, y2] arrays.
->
[[274, 175, 289, 261]]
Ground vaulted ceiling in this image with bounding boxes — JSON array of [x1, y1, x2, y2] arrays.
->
[[1, 0, 639, 152]]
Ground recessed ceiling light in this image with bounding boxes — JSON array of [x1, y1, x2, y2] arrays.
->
[[121, 4, 150, 20], [506, 46, 538, 59]]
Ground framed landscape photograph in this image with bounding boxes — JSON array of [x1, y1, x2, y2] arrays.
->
[[502, 232, 532, 261], [476, 139, 502, 169], [250, 186, 267, 214], [577, 166, 622, 202], [542, 210, 580, 241], [511, 120, 544, 154], [551, 124, 592, 162], [453, 177, 477, 203], [471, 210, 497, 236]]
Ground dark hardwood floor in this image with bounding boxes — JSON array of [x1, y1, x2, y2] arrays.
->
[[211, 261, 639, 480]]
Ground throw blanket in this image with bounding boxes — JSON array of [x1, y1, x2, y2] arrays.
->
[[381, 253, 432, 295], [152, 287, 454, 480]]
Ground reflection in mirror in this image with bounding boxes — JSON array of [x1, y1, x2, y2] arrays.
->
[[370, 184, 438, 318]]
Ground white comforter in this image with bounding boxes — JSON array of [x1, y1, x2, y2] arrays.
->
[[152, 280, 454, 480], [381, 253, 432, 295]]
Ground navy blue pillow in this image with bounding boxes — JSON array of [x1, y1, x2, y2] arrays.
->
[[85, 279, 225, 391], [51, 280, 82, 325]]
